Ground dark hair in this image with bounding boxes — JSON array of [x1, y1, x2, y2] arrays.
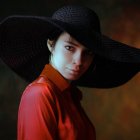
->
[[48, 29, 62, 41]]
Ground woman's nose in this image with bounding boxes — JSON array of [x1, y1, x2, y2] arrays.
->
[[73, 52, 83, 66]]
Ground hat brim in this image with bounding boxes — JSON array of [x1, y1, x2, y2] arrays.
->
[[0, 16, 140, 88]]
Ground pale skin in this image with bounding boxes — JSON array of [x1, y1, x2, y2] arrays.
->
[[47, 32, 94, 82]]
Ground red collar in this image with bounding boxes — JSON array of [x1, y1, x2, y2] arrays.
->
[[40, 64, 70, 92]]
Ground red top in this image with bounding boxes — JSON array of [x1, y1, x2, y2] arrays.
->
[[18, 64, 96, 140]]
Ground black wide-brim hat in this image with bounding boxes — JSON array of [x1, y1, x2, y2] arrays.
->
[[0, 5, 140, 88]]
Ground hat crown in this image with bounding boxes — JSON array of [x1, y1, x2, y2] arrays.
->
[[52, 5, 101, 32]]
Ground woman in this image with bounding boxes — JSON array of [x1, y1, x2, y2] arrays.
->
[[18, 31, 96, 140], [0, 5, 140, 140]]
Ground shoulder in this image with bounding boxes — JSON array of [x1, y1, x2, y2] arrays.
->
[[18, 77, 58, 124], [21, 77, 56, 104]]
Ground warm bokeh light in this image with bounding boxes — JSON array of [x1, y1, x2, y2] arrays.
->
[[105, 5, 140, 48]]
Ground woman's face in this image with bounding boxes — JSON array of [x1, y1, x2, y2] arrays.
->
[[48, 32, 94, 81]]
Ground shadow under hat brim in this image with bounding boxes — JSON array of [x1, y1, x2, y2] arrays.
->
[[0, 15, 140, 88]]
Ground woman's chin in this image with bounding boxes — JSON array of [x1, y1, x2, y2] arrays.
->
[[64, 75, 81, 81]]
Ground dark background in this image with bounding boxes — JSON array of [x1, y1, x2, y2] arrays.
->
[[0, 0, 140, 140]]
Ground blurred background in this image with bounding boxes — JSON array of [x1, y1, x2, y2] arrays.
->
[[0, 0, 140, 140]]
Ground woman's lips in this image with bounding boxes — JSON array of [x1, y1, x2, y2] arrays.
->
[[68, 68, 81, 75]]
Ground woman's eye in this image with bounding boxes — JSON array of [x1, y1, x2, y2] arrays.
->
[[65, 46, 74, 51]]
